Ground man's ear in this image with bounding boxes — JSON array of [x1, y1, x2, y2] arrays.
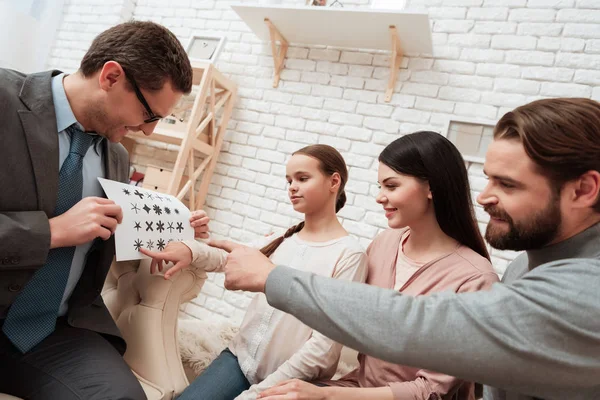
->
[[570, 170, 600, 209], [98, 61, 126, 91]]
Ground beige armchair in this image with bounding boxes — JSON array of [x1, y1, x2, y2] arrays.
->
[[102, 258, 209, 400]]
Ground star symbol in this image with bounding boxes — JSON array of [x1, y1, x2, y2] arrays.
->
[[134, 239, 143, 251], [122, 188, 131, 196], [155, 195, 163, 202], [134, 221, 141, 231], [130, 203, 140, 214], [176, 222, 184, 233], [153, 205, 162, 215], [167, 222, 174, 233], [174, 208, 180, 215], [143, 204, 151, 214], [157, 239, 166, 251], [146, 239, 154, 250], [146, 192, 155, 200], [164, 207, 171, 215], [156, 221, 165, 233]]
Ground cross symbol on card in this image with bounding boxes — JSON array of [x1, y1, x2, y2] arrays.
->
[[146, 221, 154, 232], [134, 189, 144, 199]]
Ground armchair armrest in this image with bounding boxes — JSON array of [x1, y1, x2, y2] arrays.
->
[[103, 258, 208, 399]]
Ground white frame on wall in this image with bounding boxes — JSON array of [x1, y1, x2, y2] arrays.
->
[[443, 116, 498, 164], [185, 34, 227, 63]]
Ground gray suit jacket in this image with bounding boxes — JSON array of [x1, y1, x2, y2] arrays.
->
[[0, 68, 130, 353]]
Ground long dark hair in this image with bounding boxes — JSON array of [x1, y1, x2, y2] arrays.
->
[[261, 144, 348, 258], [379, 131, 490, 260]]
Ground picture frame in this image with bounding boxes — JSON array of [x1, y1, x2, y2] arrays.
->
[[185, 34, 226, 63], [443, 117, 497, 164]]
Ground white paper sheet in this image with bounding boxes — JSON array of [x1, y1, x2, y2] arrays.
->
[[98, 178, 194, 261]]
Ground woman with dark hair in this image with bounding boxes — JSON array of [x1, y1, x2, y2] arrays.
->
[[258, 131, 499, 400], [141, 144, 367, 400]]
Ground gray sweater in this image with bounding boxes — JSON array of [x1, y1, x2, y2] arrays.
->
[[265, 224, 600, 400]]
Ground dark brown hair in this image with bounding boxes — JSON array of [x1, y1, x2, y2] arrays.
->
[[80, 20, 192, 93], [379, 131, 490, 260], [495, 98, 600, 212], [261, 145, 348, 258]]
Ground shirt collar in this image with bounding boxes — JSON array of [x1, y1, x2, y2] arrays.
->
[[51, 73, 82, 132]]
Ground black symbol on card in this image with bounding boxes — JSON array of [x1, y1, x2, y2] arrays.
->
[[155, 195, 163, 202], [122, 188, 131, 196], [174, 208, 180, 215], [134, 221, 141, 231], [146, 239, 154, 250], [134, 189, 144, 199], [143, 204, 151, 214], [156, 221, 165, 233], [134, 239, 143, 251], [145, 221, 154, 232], [164, 207, 171, 215], [167, 222, 174, 233], [146, 192, 155, 200], [157, 239, 166, 251], [130, 203, 140, 214], [176, 222, 184, 233], [153, 205, 162, 215]]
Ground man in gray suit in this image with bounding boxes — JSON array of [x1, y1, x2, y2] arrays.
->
[[216, 98, 600, 400], [0, 21, 192, 399]]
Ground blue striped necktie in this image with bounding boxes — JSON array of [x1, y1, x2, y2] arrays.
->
[[2, 124, 94, 353]]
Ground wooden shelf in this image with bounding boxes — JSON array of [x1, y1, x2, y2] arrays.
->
[[231, 4, 432, 102]]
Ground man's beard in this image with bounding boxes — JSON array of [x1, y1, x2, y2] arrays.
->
[[484, 197, 562, 251]]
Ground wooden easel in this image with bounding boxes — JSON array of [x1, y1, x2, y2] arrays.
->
[[134, 62, 237, 210]]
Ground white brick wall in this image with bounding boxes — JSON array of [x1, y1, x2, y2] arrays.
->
[[46, 0, 600, 325]]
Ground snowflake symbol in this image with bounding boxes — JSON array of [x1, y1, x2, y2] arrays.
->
[[176, 222, 184, 233], [157, 239, 166, 251], [133, 221, 141, 231], [122, 188, 131, 196], [153, 205, 162, 215], [133, 239, 143, 251], [167, 222, 174, 233], [164, 207, 171, 215], [145, 221, 154, 232], [146, 239, 154, 251], [130, 203, 140, 214], [156, 221, 165, 233], [143, 204, 151, 214], [134, 189, 144, 199]]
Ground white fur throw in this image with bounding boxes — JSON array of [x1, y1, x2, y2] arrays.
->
[[177, 318, 355, 379]]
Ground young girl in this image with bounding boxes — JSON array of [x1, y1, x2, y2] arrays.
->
[[141, 144, 368, 400], [257, 131, 500, 400]]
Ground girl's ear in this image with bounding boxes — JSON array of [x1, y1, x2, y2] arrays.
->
[[427, 182, 433, 200], [330, 172, 341, 193]]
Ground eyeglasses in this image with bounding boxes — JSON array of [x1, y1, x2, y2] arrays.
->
[[125, 72, 163, 124]]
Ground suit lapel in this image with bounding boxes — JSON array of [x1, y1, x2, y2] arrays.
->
[[18, 71, 62, 215], [103, 140, 121, 182]]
